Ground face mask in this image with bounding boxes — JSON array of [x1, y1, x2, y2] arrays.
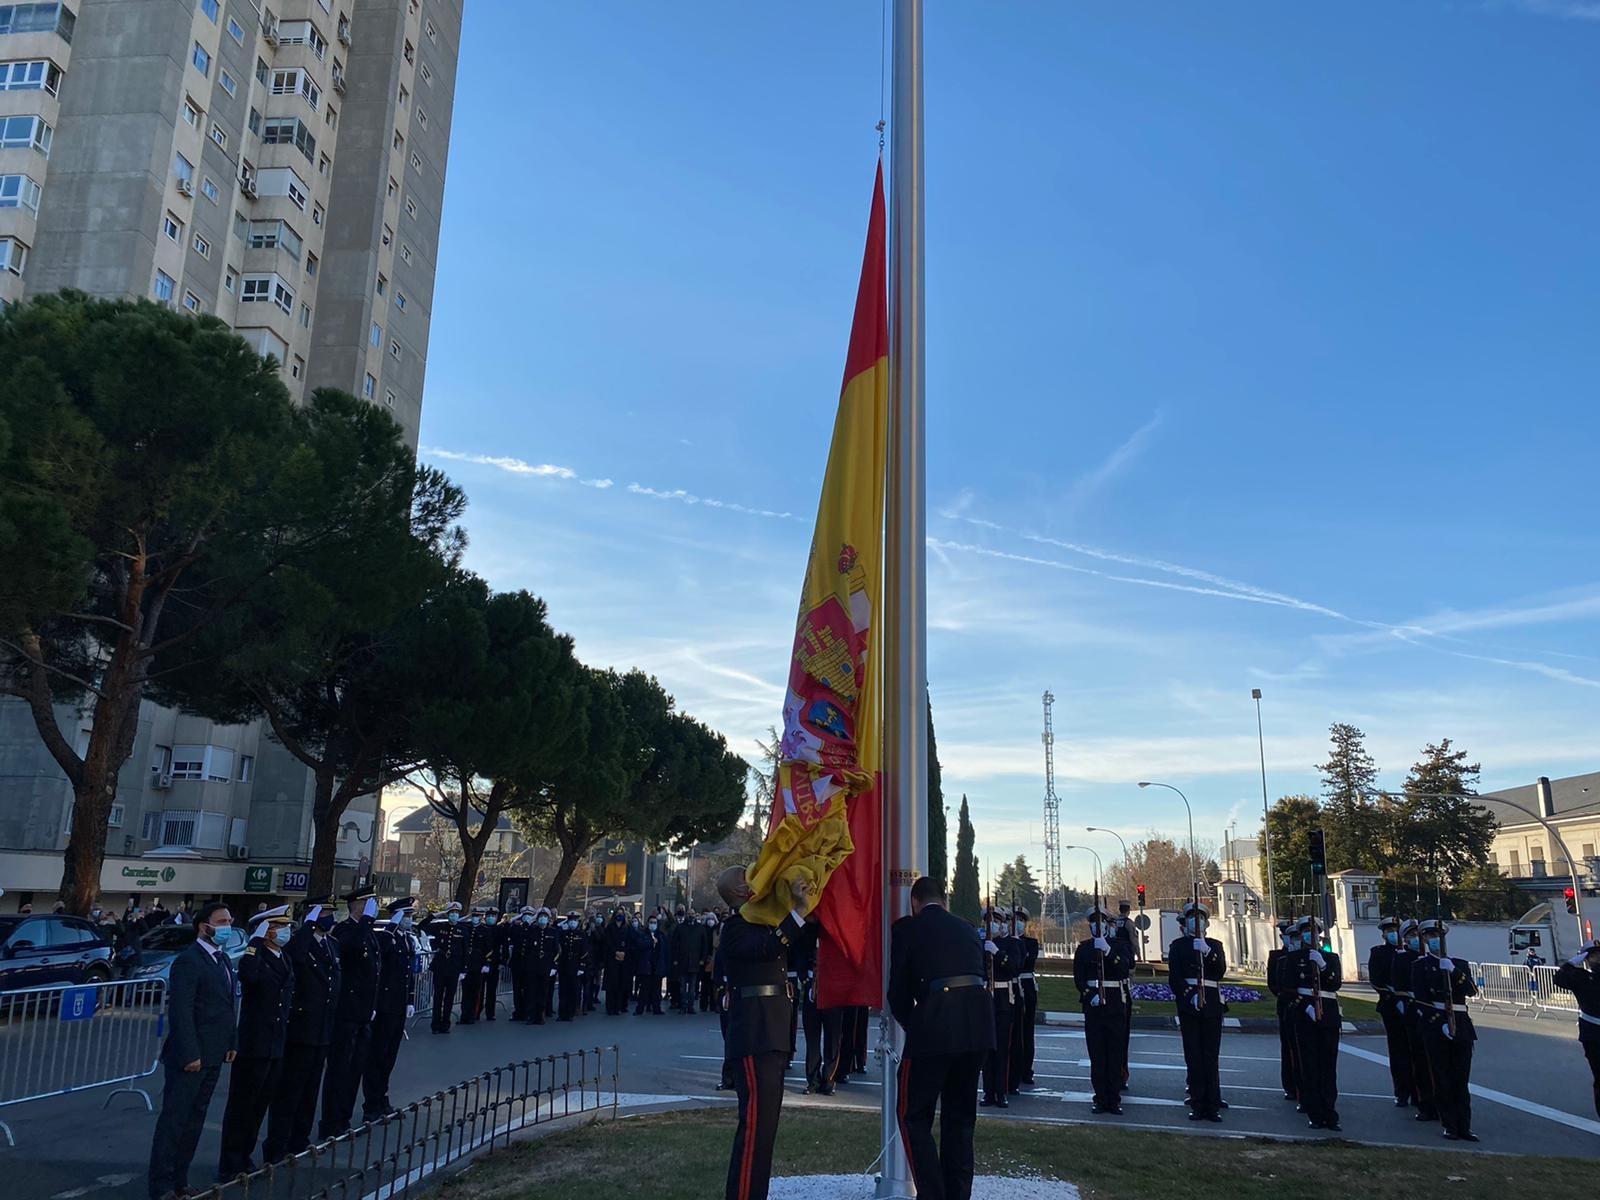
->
[[676, 910, 686, 919], [447, 912, 460, 924], [131, 909, 142, 918], [273, 925, 293, 947], [1405, 936, 1419, 951], [469, 916, 480, 926], [398, 914, 412, 928], [90, 908, 102, 919], [647, 922, 657, 932], [317, 913, 336, 931], [1425, 937, 1441, 954], [537, 916, 549, 927], [1384, 931, 1398, 946], [631, 920, 641, 930], [487, 916, 497, 926], [1301, 931, 1316, 947], [201, 920, 231, 945]]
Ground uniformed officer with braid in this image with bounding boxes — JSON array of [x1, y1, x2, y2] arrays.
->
[[1168, 899, 1226, 1122], [1553, 936, 1600, 1118], [715, 865, 808, 1200], [1368, 914, 1414, 1107], [217, 906, 294, 1179], [1266, 918, 1299, 1102], [361, 897, 418, 1122], [425, 901, 467, 1033], [1411, 916, 1478, 1141], [1010, 906, 1040, 1088], [1286, 915, 1342, 1130], [319, 886, 380, 1139], [978, 908, 1016, 1108], [1073, 902, 1133, 1115], [1391, 917, 1435, 1122]]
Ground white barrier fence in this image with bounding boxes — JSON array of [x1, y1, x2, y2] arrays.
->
[[0, 977, 168, 1146], [1466, 961, 1579, 1020]]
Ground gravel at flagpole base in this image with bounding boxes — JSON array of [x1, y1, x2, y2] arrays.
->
[[767, 1175, 1079, 1199]]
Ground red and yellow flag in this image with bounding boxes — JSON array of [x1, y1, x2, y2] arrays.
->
[[744, 164, 886, 1008]]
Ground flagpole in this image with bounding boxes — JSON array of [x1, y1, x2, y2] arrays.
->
[[879, 0, 925, 1196]]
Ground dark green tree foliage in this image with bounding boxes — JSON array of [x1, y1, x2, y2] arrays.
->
[[0, 294, 353, 912], [1317, 722, 1387, 873], [151, 388, 467, 897], [1259, 794, 1322, 911], [994, 855, 1043, 919], [1395, 739, 1496, 888], [926, 694, 947, 890], [951, 794, 981, 921]]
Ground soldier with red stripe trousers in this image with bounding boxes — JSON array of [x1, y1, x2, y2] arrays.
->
[[1286, 915, 1342, 1131], [887, 874, 994, 1200], [715, 866, 809, 1200]]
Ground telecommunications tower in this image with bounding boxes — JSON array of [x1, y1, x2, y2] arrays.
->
[[1041, 690, 1064, 926]]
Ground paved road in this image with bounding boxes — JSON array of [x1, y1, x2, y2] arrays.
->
[[6, 1004, 1597, 1199]]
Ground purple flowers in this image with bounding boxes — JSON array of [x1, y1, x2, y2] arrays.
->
[[1129, 983, 1262, 1004]]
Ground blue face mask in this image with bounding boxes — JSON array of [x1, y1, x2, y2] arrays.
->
[[1405, 936, 1419, 951], [536, 915, 548, 927], [447, 912, 460, 924], [486, 916, 497, 926], [316, 914, 336, 932], [1384, 930, 1398, 946], [273, 925, 293, 946], [1301, 931, 1316, 947], [647, 922, 657, 931], [1425, 937, 1441, 954]]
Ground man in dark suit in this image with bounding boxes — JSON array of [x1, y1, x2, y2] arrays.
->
[[147, 900, 238, 1200], [263, 899, 341, 1161], [715, 865, 807, 1200], [218, 906, 295, 1179], [319, 886, 381, 1138], [888, 875, 995, 1200]]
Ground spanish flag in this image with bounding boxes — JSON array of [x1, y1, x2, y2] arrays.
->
[[744, 163, 886, 1009]]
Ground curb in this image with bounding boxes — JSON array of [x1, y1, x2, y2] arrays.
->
[[1039, 1011, 1383, 1035]]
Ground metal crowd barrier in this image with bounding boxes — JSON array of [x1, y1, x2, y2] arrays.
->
[[194, 1046, 621, 1200], [0, 977, 167, 1146], [1467, 961, 1580, 1020]]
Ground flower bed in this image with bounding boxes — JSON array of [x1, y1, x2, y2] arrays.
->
[[1129, 982, 1262, 1004]]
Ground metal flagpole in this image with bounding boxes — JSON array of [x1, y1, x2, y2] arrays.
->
[[879, 0, 925, 1195]]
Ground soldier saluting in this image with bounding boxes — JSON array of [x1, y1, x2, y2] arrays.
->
[[1167, 899, 1226, 1122], [361, 897, 419, 1123], [1074, 901, 1133, 1114], [319, 886, 381, 1139], [217, 905, 295, 1179], [1553, 936, 1600, 1118], [1367, 914, 1414, 1108], [1410, 916, 1478, 1141], [1286, 915, 1342, 1131], [425, 902, 468, 1033]]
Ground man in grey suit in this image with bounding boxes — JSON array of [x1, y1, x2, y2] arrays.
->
[[148, 899, 239, 1200]]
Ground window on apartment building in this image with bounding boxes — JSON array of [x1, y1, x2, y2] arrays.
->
[[263, 117, 316, 163], [0, 113, 48, 153], [238, 755, 254, 782], [192, 232, 210, 258], [418, 107, 428, 130], [291, 354, 304, 379], [182, 291, 201, 313], [425, 17, 436, 41], [325, 103, 337, 130], [0, 236, 27, 277], [199, 0, 219, 22], [399, 243, 412, 264], [1583, 843, 1596, 860], [182, 97, 201, 126], [255, 57, 269, 86], [248, 107, 262, 136], [375, 272, 387, 296], [403, 39, 414, 64], [273, 68, 320, 111], [175, 153, 195, 185], [192, 42, 210, 77], [286, 177, 307, 209], [224, 266, 237, 292], [370, 321, 381, 348], [298, 301, 312, 328], [0, 60, 63, 94], [389, 338, 401, 360], [162, 212, 183, 241], [397, 84, 408, 109], [395, 290, 407, 312], [318, 151, 330, 176], [0, 5, 75, 39], [409, 0, 418, 15], [392, 129, 403, 151], [233, 207, 248, 240], [312, 201, 324, 226], [201, 175, 219, 203], [278, 21, 329, 60], [305, 250, 318, 276], [228, 16, 246, 45], [381, 224, 393, 247], [209, 123, 227, 150], [0, 172, 41, 211], [153, 271, 176, 303], [1509, 849, 1521, 872], [363, 372, 376, 399], [384, 388, 396, 408], [404, 197, 416, 219], [241, 275, 271, 303], [220, 68, 237, 98], [386, 175, 398, 198], [420, 62, 433, 85], [603, 862, 628, 888], [247, 219, 304, 261], [409, 151, 421, 173]]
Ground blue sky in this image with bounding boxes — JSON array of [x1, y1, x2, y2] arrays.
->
[[417, 1, 1600, 890]]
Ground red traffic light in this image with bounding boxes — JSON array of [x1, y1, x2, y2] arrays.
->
[[1565, 886, 1578, 914], [1136, 884, 1146, 908]]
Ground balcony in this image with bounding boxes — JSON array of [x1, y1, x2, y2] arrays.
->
[[0, 4, 76, 44]]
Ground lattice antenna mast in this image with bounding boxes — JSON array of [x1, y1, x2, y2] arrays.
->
[[1041, 689, 1064, 927]]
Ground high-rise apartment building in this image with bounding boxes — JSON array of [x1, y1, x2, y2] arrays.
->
[[0, 0, 462, 908]]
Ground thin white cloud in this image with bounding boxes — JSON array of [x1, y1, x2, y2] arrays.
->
[[627, 483, 797, 522], [1064, 410, 1164, 514], [425, 448, 576, 479], [1498, 0, 1600, 20]]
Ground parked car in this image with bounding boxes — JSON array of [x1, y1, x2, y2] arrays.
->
[[127, 922, 248, 985], [0, 914, 116, 992]]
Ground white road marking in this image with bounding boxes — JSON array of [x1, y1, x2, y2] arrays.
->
[[1076, 1058, 1240, 1073], [1340, 1043, 1600, 1136]]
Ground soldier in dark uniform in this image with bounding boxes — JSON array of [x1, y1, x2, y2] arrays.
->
[[1010, 906, 1040, 1089], [1168, 899, 1226, 1122], [1392, 918, 1436, 1123], [458, 907, 493, 1023], [506, 907, 534, 1021], [888, 875, 994, 1200], [713, 865, 808, 1200], [603, 910, 631, 1015], [1286, 916, 1342, 1130], [586, 914, 607, 1013], [218, 906, 294, 1179], [556, 912, 586, 1021], [1411, 917, 1478, 1140], [425, 902, 466, 1033], [318, 886, 380, 1139], [1266, 918, 1299, 1103], [263, 899, 341, 1161], [528, 907, 562, 1024], [793, 924, 826, 1091], [671, 906, 709, 1015], [1111, 900, 1137, 1094], [482, 909, 507, 1020], [361, 897, 418, 1122], [1368, 914, 1414, 1107], [1074, 902, 1133, 1114], [1553, 937, 1600, 1118], [979, 908, 1017, 1108]]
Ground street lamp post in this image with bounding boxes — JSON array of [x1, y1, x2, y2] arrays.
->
[[1137, 781, 1198, 898], [1085, 826, 1130, 890], [1063, 843, 1104, 884], [1252, 688, 1277, 920]]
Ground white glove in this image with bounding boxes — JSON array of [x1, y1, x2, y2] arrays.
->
[[1308, 951, 1325, 968], [549, 968, 557, 977], [1090, 993, 1102, 1007], [482, 965, 491, 974], [458, 973, 466, 983], [405, 1005, 415, 1018], [1438, 957, 1454, 973], [1442, 1023, 1454, 1040], [1304, 1003, 1318, 1021], [1192, 938, 1207, 953], [370, 1010, 377, 1021], [983, 940, 998, 954], [1093, 937, 1110, 953], [1190, 992, 1201, 1010], [1395, 1000, 1406, 1016], [577, 970, 585, 977]]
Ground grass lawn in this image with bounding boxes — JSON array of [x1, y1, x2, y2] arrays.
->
[[1033, 974, 1379, 1021], [434, 1108, 1591, 1200]]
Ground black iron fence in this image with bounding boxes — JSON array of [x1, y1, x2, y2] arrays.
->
[[194, 1046, 620, 1200]]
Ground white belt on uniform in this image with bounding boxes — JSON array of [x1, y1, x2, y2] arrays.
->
[[1430, 1001, 1469, 1012], [1019, 972, 1036, 980], [1183, 978, 1220, 988], [1296, 987, 1340, 997], [1392, 989, 1414, 998]]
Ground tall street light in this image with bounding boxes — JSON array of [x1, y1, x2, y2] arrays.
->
[[1063, 843, 1104, 884], [1252, 688, 1277, 920], [1137, 780, 1198, 898], [1085, 826, 1130, 891]]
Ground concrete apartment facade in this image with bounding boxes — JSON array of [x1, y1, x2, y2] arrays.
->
[[0, 0, 462, 911]]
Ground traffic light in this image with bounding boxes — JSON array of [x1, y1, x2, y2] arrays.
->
[[1308, 828, 1327, 877], [1565, 886, 1577, 914], [1136, 884, 1146, 909]]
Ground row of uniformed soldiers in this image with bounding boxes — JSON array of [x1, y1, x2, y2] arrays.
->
[[976, 906, 1040, 1107], [217, 886, 419, 1180]]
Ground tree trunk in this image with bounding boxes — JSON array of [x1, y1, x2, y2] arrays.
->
[[57, 665, 143, 915], [307, 768, 343, 898], [542, 844, 586, 909], [455, 832, 486, 907]]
